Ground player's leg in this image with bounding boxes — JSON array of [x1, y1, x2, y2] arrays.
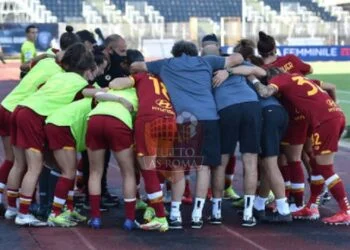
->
[[5, 146, 26, 219], [239, 102, 261, 226], [283, 144, 305, 209], [113, 148, 138, 230], [85, 115, 108, 229], [0, 136, 14, 210], [191, 120, 221, 229], [13, 107, 47, 226], [87, 148, 105, 228], [257, 105, 291, 222], [308, 116, 349, 224]]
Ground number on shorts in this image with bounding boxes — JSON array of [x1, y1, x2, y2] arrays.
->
[[311, 133, 322, 146], [292, 76, 325, 96], [149, 76, 170, 100]]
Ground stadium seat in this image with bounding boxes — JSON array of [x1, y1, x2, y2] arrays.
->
[[111, 0, 241, 22], [40, 0, 84, 22]]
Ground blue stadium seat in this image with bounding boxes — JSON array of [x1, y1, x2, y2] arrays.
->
[[40, 0, 84, 22], [263, 0, 337, 21], [111, 0, 241, 22]]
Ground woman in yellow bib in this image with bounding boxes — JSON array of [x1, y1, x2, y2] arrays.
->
[[6, 43, 96, 227]]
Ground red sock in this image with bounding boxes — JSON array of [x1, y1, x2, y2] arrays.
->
[[0, 160, 14, 184], [124, 198, 136, 220], [224, 156, 235, 189], [279, 162, 291, 198], [226, 156, 236, 175], [89, 195, 101, 218], [19, 194, 32, 214], [308, 167, 324, 205], [7, 188, 19, 208], [318, 164, 350, 212], [142, 169, 165, 217], [52, 177, 74, 215], [289, 161, 305, 206]]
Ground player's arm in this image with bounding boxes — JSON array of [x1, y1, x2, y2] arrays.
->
[[130, 62, 148, 74], [20, 53, 56, 72], [249, 77, 278, 98], [82, 87, 108, 97], [228, 65, 267, 77], [109, 77, 134, 90], [321, 81, 337, 102], [94, 92, 134, 112], [224, 53, 244, 68]]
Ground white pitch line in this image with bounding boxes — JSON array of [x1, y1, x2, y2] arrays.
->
[[337, 90, 350, 94], [338, 99, 350, 104]]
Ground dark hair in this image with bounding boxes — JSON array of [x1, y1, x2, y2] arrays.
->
[[126, 49, 144, 64], [257, 31, 276, 58], [61, 43, 96, 76], [171, 40, 198, 57], [92, 46, 108, 66], [234, 39, 264, 66], [201, 33, 219, 47], [25, 24, 37, 33], [60, 25, 81, 51], [76, 30, 97, 45], [261, 67, 284, 85]]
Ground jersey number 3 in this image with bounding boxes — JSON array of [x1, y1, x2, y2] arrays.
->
[[292, 76, 324, 96]]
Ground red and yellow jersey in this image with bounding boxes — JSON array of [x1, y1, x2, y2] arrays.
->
[[130, 72, 175, 118], [265, 54, 312, 75], [269, 73, 343, 128]]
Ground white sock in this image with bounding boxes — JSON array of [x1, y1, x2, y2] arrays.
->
[[212, 198, 222, 218], [170, 201, 181, 219], [275, 198, 290, 215], [253, 196, 267, 211], [192, 197, 205, 220], [244, 195, 255, 218]]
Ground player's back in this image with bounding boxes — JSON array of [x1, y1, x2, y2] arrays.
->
[[270, 73, 342, 128], [266, 54, 311, 75], [132, 72, 175, 118]]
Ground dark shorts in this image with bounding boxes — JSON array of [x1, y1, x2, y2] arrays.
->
[[0, 105, 12, 137], [173, 120, 221, 167], [45, 124, 76, 150], [86, 115, 133, 152], [260, 105, 289, 157], [11, 106, 46, 151], [219, 102, 261, 154], [134, 116, 177, 157]]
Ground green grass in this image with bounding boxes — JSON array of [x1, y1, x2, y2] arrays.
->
[[309, 62, 350, 126]]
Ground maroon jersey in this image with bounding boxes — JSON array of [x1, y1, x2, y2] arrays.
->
[[131, 72, 175, 118], [265, 54, 311, 75], [269, 73, 343, 128]]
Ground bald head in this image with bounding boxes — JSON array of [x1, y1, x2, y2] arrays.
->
[[201, 44, 220, 56], [105, 34, 127, 56]]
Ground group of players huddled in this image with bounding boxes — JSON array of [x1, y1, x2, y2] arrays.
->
[[0, 25, 349, 232]]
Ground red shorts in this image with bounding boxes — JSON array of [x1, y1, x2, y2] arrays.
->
[[86, 115, 133, 152], [134, 116, 177, 157], [0, 105, 12, 136], [11, 106, 46, 151], [311, 116, 345, 155], [45, 124, 75, 150], [281, 118, 309, 145]]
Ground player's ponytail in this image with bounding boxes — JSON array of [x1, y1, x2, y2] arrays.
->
[[257, 31, 276, 58], [59, 25, 81, 51]]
